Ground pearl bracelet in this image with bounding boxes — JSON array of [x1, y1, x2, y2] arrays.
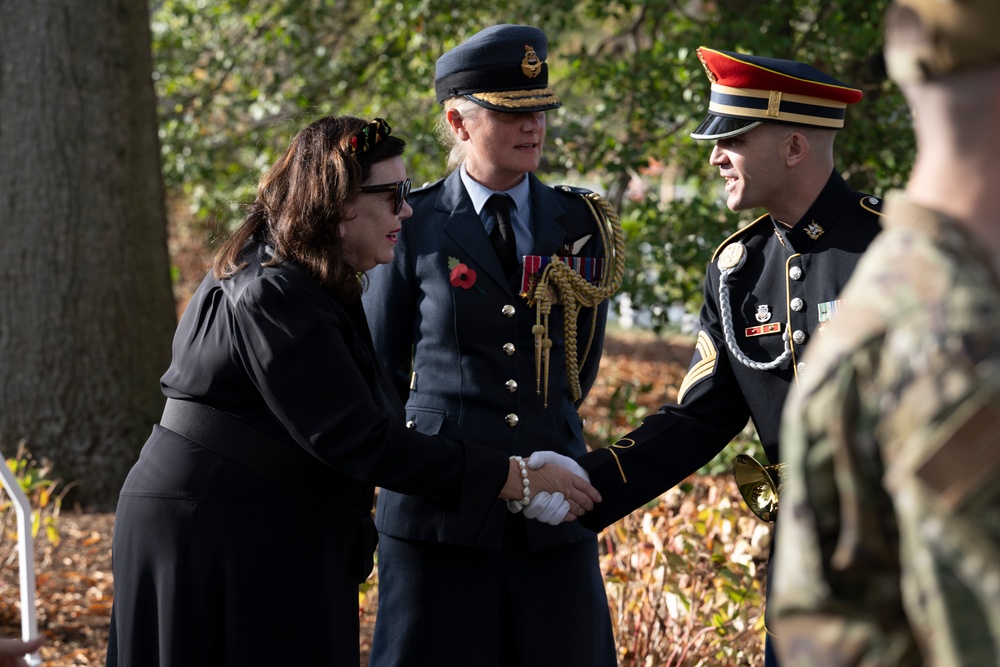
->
[[510, 455, 531, 506]]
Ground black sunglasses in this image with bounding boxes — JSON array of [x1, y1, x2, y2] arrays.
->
[[359, 178, 411, 215]]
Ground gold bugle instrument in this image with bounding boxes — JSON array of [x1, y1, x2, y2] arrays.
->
[[733, 454, 787, 523]]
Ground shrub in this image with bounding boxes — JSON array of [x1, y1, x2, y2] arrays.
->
[[602, 476, 770, 666], [0, 441, 69, 567], [582, 349, 772, 664]]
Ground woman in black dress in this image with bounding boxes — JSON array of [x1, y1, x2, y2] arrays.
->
[[104, 115, 600, 667]]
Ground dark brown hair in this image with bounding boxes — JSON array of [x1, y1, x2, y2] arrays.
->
[[213, 115, 406, 302]]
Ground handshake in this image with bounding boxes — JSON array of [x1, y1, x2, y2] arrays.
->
[[502, 451, 599, 526]]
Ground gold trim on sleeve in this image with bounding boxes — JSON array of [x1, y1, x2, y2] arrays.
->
[[607, 437, 636, 484]]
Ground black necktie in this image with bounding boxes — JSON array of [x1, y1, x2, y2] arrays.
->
[[487, 193, 517, 277]]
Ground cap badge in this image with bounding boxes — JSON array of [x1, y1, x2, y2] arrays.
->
[[754, 304, 772, 323], [521, 45, 542, 78], [697, 49, 717, 83], [804, 222, 825, 240], [767, 91, 782, 117]]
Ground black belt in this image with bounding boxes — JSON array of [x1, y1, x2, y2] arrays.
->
[[159, 398, 373, 510]]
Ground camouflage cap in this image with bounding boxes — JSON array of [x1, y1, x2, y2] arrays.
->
[[885, 0, 1000, 83]]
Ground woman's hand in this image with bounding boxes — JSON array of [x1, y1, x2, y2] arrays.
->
[[0, 635, 44, 667], [501, 452, 601, 523]]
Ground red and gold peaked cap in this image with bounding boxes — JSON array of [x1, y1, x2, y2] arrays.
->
[[691, 46, 863, 140]]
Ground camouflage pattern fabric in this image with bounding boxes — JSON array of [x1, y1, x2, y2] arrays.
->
[[771, 191, 1000, 666]]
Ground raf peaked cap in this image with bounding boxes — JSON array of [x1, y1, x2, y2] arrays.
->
[[435, 24, 562, 113], [885, 0, 1000, 84], [690, 46, 863, 140]]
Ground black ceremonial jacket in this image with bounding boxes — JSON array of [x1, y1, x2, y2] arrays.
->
[[580, 170, 882, 530]]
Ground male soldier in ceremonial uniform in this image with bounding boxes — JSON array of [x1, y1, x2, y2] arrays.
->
[[363, 24, 619, 667], [771, 1, 1000, 664], [563, 47, 883, 666]]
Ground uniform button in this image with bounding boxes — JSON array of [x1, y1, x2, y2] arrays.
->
[[797, 362, 807, 374], [789, 266, 803, 280], [792, 330, 807, 344], [501, 304, 516, 317], [790, 297, 803, 311], [405, 420, 415, 429], [868, 196, 879, 206], [506, 379, 518, 393], [505, 413, 519, 427], [503, 343, 516, 356]]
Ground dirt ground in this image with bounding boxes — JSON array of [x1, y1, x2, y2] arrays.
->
[[0, 331, 696, 666], [1, 511, 115, 665]]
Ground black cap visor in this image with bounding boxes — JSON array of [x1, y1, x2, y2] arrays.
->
[[690, 113, 763, 140]]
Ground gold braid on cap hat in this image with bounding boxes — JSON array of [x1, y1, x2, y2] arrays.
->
[[471, 88, 559, 109], [523, 192, 625, 407], [349, 117, 391, 157]]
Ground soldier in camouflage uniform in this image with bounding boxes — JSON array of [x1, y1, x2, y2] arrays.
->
[[771, 1, 1000, 664]]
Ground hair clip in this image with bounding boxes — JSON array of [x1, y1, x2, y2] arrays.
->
[[349, 117, 392, 157]]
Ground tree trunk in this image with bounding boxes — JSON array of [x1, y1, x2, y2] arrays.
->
[[0, 0, 176, 508]]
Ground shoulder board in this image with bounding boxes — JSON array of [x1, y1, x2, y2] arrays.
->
[[553, 185, 616, 228], [710, 213, 772, 264], [411, 177, 445, 195], [858, 194, 884, 216], [553, 184, 595, 196]]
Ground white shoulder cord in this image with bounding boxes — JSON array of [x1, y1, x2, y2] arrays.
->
[[716, 242, 791, 371]]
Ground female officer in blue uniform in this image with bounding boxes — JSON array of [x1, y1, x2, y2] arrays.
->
[[363, 24, 619, 667]]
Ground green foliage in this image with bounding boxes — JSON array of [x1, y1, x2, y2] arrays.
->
[[695, 422, 763, 477], [588, 379, 653, 448], [618, 193, 734, 330], [152, 0, 915, 322], [0, 442, 68, 564]]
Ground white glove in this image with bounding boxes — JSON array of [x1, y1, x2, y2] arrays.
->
[[523, 491, 570, 524], [506, 499, 526, 514], [506, 492, 567, 521], [506, 491, 570, 523], [526, 450, 590, 482]]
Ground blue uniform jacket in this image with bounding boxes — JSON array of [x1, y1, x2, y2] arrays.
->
[[364, 169, 610, 550], [579, 170, 883, 530]]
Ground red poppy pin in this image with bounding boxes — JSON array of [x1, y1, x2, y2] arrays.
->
[[448, 257, 484, 292]]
